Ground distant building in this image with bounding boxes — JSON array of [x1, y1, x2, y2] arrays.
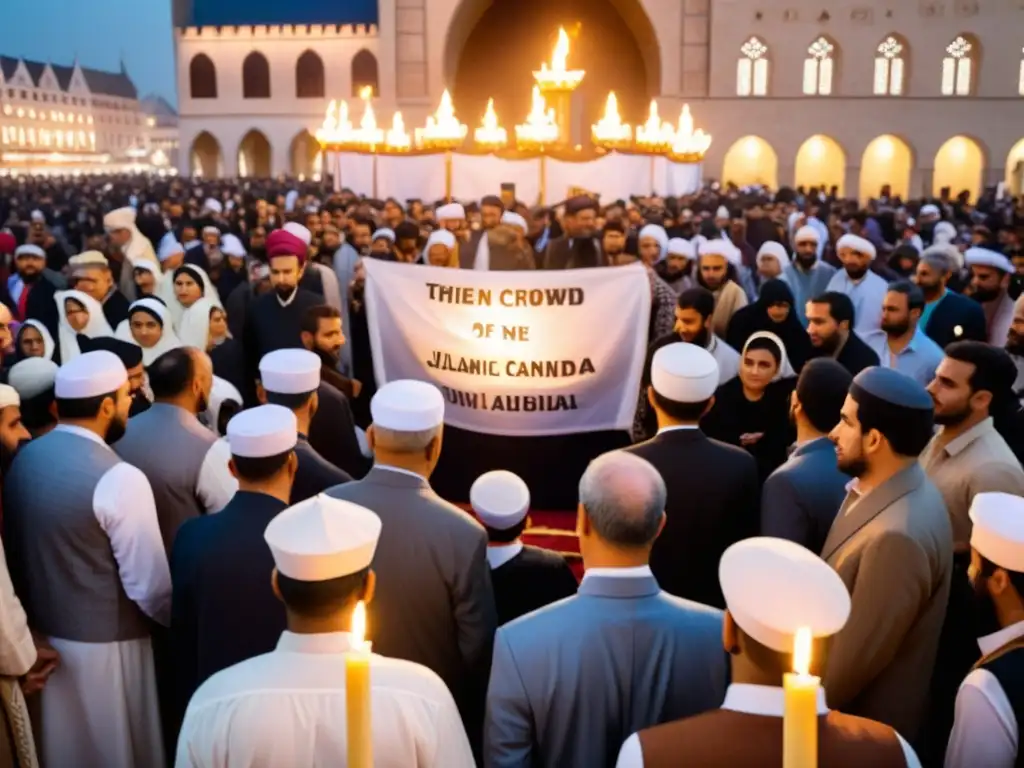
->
[[174, 0, 1024, 199], [140, 94, 180, 170], [0, 55, 153, 173]]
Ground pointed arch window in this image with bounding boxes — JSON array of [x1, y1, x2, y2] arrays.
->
[[942, 36, 974, 96], [737, 37, 769, 96], [874, 36, 905, 95], [803, 37, 835, 95]]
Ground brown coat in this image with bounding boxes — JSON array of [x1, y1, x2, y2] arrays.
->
[[484, 225, 536, 271], [637, 708, 907, 767], [822, 463, 953, 741]]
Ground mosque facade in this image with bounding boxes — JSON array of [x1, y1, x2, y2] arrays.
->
[[174, 0, 1024, 199]]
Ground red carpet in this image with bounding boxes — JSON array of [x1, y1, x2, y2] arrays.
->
[[458, 505, 583, 580]]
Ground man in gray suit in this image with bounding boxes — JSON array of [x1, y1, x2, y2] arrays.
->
[[762, 358, 852, 553], [325, 379, 497, 749], [484, 451, 726, 768], [823, 367, 953, 743]]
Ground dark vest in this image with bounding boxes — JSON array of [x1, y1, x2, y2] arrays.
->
[[638, 709, 907, 767], [974, 636, 1024, 768]]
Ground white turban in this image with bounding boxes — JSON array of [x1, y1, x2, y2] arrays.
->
[[698, 238, 742, 267], [666, 238, 694, 260], [638, 224, 669, 262], [436, 203, 465, 221], [500, 212, 528, 233], [756, 241, 788, 267], [103, 206, 136, 231], [794, 225, 820, 245], [425, 229, 456, 251], [836, 233, 877, 261]]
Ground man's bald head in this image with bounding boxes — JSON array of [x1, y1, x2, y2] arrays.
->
[[578, 451, 666, 548], [148, 347, 213, 412], [0, 304, 12, 351]]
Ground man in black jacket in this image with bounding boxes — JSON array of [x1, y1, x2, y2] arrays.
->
[[1, 244, 62, 341], [806, 291, 880, 376], [914, 245, 987, 348], [625, 341, 759, 608]]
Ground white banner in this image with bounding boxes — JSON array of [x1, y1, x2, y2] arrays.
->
[[364, 260, 652, 436]]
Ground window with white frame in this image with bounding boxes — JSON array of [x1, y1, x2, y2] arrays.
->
[[874, 36, 905, 95], [804, 37, 835, 95], [737, 37, 769, 96], [942, 36, 974, 96]]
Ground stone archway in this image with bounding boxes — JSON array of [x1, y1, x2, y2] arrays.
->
[[933, 135, 984, 201], [237, 129, 271, 178], [190, 131, 222, 178], [1004, 137, 1024, 195], [721, 136, 778, 189], [290, 130, 321, 178], [444, 1, 660, 136], [795, 135, 846, 197], [859, 135, 913, 202]]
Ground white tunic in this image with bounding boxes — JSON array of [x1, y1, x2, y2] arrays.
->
[[825, 269, 888, 336], [40, 424, 171, 768], [176, 631, 475, 768], [944, 620, 1024, 768]]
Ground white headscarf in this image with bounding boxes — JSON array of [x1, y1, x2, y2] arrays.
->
[[742, 330, 795, 381], [55, 289, 114, 364], [204, 376, 244, 436], [160, 263, 222, 332], [638, 224, 669, 263], [116, 298, 182, 367], [178, 297, 229, 351], [18, 319, 56, 361]]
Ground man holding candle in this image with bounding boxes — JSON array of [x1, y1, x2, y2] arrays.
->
[[616, 537, 922, 767], [822, 366, 953, 742], [945, 492, 1024, 768], [176, 494, 475, 767]]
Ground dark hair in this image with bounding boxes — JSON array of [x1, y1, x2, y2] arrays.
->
[[980, 556, 1024, 600], [944, 341, 1018, 399], [602, 220, 626, 236], [55, 391, 117, 420], [484, 520, 528, 544], [172, 265, 206, 293], [231, 448, 292, 481], [677, 287, 715, 320], [21, 390, 57, 430], [480, 195, 504, 211], [850, 385, 934, 457], [887, 280, 925, 313], [810, 291, 856, 328], [301, 304, 341, 335], [796, 359, 852, 433], [394, 221, 419, 241], [265, 390, 315, 410], [130, 305, 164, 327], [148, 348, 195, 399], [651, 388, 712, 422], [276, 567, 369, 619], [350, 215, 373, 231], [744, 336, 783, 365], [217, 399, 242, 436]]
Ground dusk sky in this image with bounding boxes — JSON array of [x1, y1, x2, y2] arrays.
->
[[0, 0, 176, 105]]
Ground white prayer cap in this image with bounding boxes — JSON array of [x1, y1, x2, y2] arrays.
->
[[501, 212, 528, 233], [202, 225, 220, 237], [715, 205, 730, 220], [203, 198, 223, 215], [103, 206, 136, 231], [471, 470, 530, 530], [721, 537, 850, 652], [54, 350, 127, 399], [933, 221, 958, 245], [0, 384, 19, 409], [667, 238, 694, 259], [69, 250, 109, 268], [836, 233, 876, 261], [158, 233, 185, 263], [698, 238, 741, 267], [920, 204, 940, 218], [425, 229, 456, 252], [259, 348, 321, 395], [965, 247, 1014, 274], [371, 379, 444, 431], [373, 228, 396, 243], [436, 202, 466, 221], [265, 494, 382, 582], [970, 493, 1024, 572], [651, 343, 718, 403], [15, 244, 45, 260], [794, 225, 820, 244], [283, 221, 313, 246], [757, 241, 787, 266], [227, 404, 297, 458], [30, 209, 45, 224], [221, 234, 246, 258], [8, 357, 59, 400]]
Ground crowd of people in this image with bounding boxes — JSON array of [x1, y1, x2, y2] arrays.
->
[[0, 172, 1022, 766]]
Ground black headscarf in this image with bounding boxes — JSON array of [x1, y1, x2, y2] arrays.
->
[[725, 279, 812, 372]]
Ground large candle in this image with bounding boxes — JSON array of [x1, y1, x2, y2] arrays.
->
[[346, 601, 373, 768], [783, 627, 818, 768]]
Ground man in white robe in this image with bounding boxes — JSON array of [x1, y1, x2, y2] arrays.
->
[[3, 350, 171, 767]]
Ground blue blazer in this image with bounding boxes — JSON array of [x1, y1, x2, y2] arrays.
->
[[924, 289, 987, 348], [761, 437, 848, 554], [484, 572, 726, 768]]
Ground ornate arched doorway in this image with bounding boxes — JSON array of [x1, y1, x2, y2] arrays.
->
[[238, 130, 271, 178], [933, 135, 984, 201], [445, 2, 659, 140], [190, 131, 222, 178], [290, 130, 321, 178]]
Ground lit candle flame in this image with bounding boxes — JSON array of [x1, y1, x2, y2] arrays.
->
[[359, 85, 373, 101], [592, 91, 632, 145], [670, 103, 712, 159], [385, 111, 411, 150], [793, 627, 812, 676], [547, 27, 571, 73], [515, 86, 560, 146], [474, 98, 507, 147], [415, 89, 468, 148], [352, 601, 367, 645], [534, 25, 585, 90]]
